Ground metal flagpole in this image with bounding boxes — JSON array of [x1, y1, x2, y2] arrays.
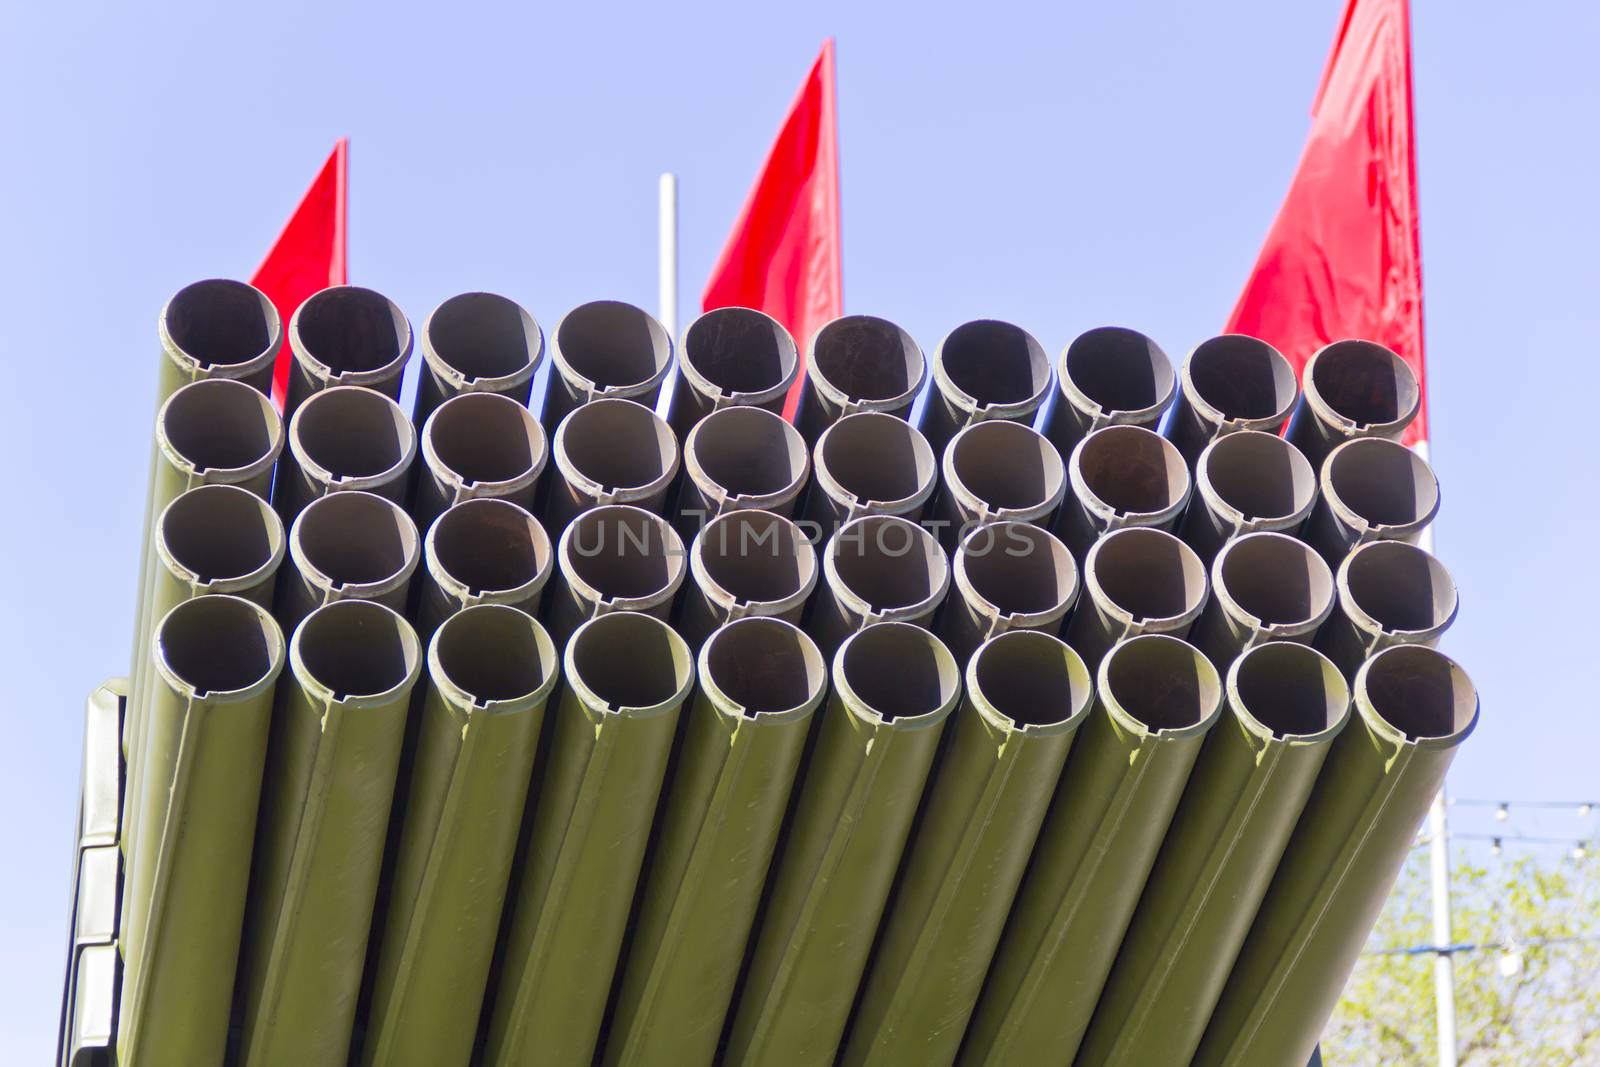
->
[[1415, 439, 1458, 1067], [657, 173, 680, 419]]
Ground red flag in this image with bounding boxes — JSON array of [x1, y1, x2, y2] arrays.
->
[[1226, 0, 1427, 444], [252, 139, 350, 410], [703, 40, 843, 421]]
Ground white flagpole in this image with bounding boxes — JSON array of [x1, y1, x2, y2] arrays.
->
[[656, 173, 680, 420], [1413, 438, 1457, 1067]]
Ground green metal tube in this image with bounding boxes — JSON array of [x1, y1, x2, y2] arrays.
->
[[1283, 339, 1420, 469], [1075, 641, 1351, 1067], [413, 390, 548, 535], [724, 622, 963, 1067], [1188, 532, 1335, 669], [801, 411, 939, 534], [116, 595, 285, 1067], [842, 630, 1094, 1067], [542, 299, 675, 430], [933, 419, 1066, 551], [666, 306, 800, 439], [273, 384, 418, 526], [937, 522, 1079, 664], [237, 599, 423, 1067], [676, 508, 819, 647], [1313, 539, 1458, 675], [1164, 335, 1298, 464], [276, 490, 421, 632], [1053, 424, 1191, 558], [413, 291, 544, 429], [544, 396, 681, 535], [674, 405, 811, 541], [793, 315, 927, 444], [122, 485, 285, 936], [1175, 430, 1318, 565], [1041, 326, 1176, 459], [543, 504, 687, 646], [362, 606, 561, 1067], [484, 612, 695, 1067], [415, 497, 553, 643], [283, 285, 413, 423], [958, 634, 1223, 1066], [809, 514, 951, 656], [921, 319, 1053, 455], [130, 280, 280, 728], [127, 375, 284, 757], [1301, 436, 1441, 565], [1062, 526, 1209, 670], [1191, 644, 1478, 1067], [603, 618, 829, 1067]]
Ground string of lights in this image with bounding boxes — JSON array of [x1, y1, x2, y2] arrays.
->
[[1365, 934, 1600, 958]]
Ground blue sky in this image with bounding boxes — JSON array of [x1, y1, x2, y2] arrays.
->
[[3, 0, 1596, 1056]]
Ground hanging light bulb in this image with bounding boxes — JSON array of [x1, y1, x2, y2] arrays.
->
[[1491, 837, 1503, 856], [1573, 840, 1589, 861], [1495, 803, 1511, 822], [1580, 803, 1593, 818], [1498, 945, 1523, 977]]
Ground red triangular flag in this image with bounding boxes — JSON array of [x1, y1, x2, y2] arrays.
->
[[252, 139, 350, 410], [1226, 0, 1427, 444], [703, 40, 843, 421]]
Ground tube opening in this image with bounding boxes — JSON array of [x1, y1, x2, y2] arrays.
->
[[959, 524, 1077, 615], [161, 378, 280, 472], [559, 399, 676, 491], [1232, 643, 1347, 737], [294, 287, 410, 374], [830, 517, 947, 612], [1201, 431, 1317, 522], [1092, 528, 1207, 623], [426, 292, 540, 382], [1309, 340, 1419, 429], [158, 596, 280, 697], [1217, 533, 1334, 626], [972, 631, 1091, 727], [569, 613, 692, 708], [1326, 438, 1439, 528], [563, 507, 684, 601], [1343, 541, 1457, 634], [296, 600, 419, 700], [817, 413, 937, 505], [162, 486, 281, 583], [293, 386, 413, 479], [690, 407, 809, 498], [555, 301, 672, 388], [1074, 426, 1188, 516], [683, 308, 798, 395], [698, 512, 814, 605], [1187, 336, 1296, 420], [940, 320, 1050, 406], [950, 421, 1064, 510], [839, 624, 960, 722], [164, 279, 278, 368], [296, 492, 418, 588], [428, 392, 545, 485], [435, 605, 554, 703], [1104, 635, 1220, 730], [704, 619, 827, 715], [432, 499, 549, 595], [1362, 645, 1476, 740], [811, 316, 922, 402], [1063, 327, 1175, 414]]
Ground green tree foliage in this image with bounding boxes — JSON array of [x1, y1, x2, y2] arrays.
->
[[1324, 848, 1600, 1066]]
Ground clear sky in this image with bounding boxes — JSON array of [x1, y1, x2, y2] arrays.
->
[[3, 0, 1596, 1057]]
